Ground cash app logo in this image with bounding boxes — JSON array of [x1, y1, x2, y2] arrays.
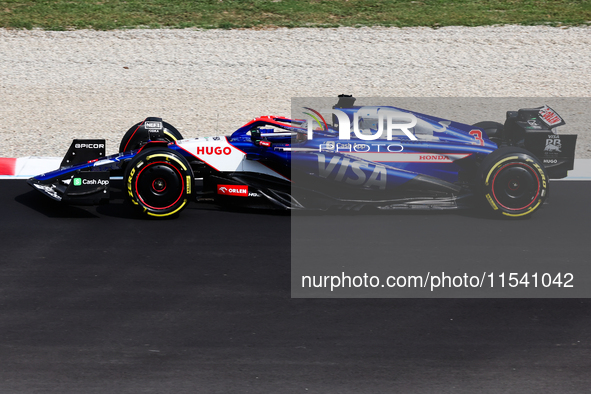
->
[[73, 178, 82, 186]]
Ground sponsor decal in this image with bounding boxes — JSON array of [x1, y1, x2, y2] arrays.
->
[[316, 153, 387, 190], [544, 134, 562, 153], [177, 137, 249, 174], [217, 184, 249, 197], [73, 177, 109, 186], [532, 162, 547, 188], [75, 143, 104, 149], [345, 152, 468, 163], [418, 155, 451, 162], [144, 121, 163, 129], [538, 106, 562, 126], [127, 167, 136, 201], [259, 141, 271, 147], [485, 193, 498, 210], [88, 179, 108, 186], [195, 146, 232, 155]]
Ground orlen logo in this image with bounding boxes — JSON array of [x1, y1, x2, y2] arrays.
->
[[75, 143, 104, 149], [196, 146, 232, 155], [217, 184, 248, 197]]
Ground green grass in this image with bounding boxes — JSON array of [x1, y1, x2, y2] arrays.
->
[[0, 0, 590, 30]]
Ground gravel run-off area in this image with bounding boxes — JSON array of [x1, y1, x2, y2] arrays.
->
[[0, 25, 590, 158]]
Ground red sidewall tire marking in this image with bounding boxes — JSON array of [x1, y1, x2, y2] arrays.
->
[[491, 162, 540, 211]]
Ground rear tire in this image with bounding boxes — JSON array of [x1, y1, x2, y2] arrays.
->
[[478, 147, 548, 218], [472, 121, 504, 146], [125, 148, 192, 218]]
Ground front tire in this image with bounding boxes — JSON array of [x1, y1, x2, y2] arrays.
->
[[125, 148, 192, 217], [119, 121, 183, 153], [478, 147, 548, 218]]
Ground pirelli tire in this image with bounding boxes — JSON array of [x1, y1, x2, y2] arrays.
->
[[478, 147, 548, 218], [125, 148, 193, 218], [119, 121, 183, 153]]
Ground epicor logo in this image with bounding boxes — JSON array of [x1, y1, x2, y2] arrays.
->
[[196, 146, 232, 155], [75, 143, 105, 149], [217, 184, 248, 196]]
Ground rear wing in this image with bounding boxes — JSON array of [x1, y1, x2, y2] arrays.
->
[[504, 106, 577, 179], [524, 133, 577, 179]]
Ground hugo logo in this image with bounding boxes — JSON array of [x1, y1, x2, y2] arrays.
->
[[196, 146, 232, 155]]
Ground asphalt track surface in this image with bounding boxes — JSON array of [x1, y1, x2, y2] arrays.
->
[[1, 179, 591, 393]]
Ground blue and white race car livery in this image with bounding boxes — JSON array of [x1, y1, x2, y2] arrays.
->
[[28, 96, 577, 218]]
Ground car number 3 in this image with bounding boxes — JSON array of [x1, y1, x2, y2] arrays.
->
[[469, 129, 484, 146]]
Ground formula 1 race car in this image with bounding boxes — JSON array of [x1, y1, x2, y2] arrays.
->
[[28, 96, 577, 218]]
